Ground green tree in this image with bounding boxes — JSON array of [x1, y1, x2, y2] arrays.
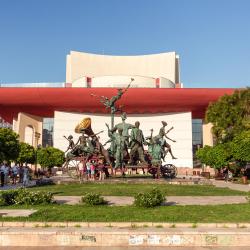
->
[[37, 147, 65, 169], [196, 145, 213, 166], [196, 144, 231, 169], [230, 130, 250, 162], [17, 142, 35, 164], [206, 88, 250, 143], [0, 128, 20, 162]]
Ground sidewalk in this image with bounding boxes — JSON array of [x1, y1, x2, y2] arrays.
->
[[54, 195, 248, 206], [211, 179, 250, 192]]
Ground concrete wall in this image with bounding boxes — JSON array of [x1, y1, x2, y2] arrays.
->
[[13, 112, 43, 147], [71, 75, 175, 88], [202, 123, 214, 146], [66, 51, 180, 84], [54, 111, 193, 168], [91, 75, 156, 88], [159, 77, 176, 88], [71, 76, 88, 87]]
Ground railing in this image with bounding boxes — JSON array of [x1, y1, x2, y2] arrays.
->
[[0, 82, 65, 88]]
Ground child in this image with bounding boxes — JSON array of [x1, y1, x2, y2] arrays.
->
[[86, 161, 91, 181], [90, 161, 96, 181]]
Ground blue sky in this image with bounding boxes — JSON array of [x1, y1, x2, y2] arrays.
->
[[0, 0, 249, 88]]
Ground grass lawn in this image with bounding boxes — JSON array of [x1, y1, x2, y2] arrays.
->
[[1, 203, 250, 222], [28, 183, 246, 196]]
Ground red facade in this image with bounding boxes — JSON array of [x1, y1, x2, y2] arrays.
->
[[0, 88, 235, 122]]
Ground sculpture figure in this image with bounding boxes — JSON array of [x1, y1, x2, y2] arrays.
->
[[91, 135, 111, 165], [154, 121, 177, 160], [129, 121, 147, 165], [91, 79, 133, 116], [113, 128, 126, 169], [145, 129, 162, 178], [111, 112, 134, 148], [63, 135, 75, 153], [146, 129, 162, 165], [63, 78, 179, 178], [91, 79, 133, 155], [66, 131, 93, 159]]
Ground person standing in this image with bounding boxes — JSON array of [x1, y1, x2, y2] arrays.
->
[[12, 163, 19, 185], [18, 165, 24, 183], [23, 165, 29, 187], [78, 161, 85, 183], [98, 159, 105, 181], [90, 161, 96, 181], [86, 161, 91, 181], [4, 163, 10, 185], [0, 163, 5, 187]]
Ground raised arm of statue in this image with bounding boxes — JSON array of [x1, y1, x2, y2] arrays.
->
[[165, 135, 176, 143], [164, 127, 176, 142]]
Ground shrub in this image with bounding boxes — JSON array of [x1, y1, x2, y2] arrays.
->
[[134, 188, 166, 208], [0, 190, 19, 205], [0, 188, 54, 206], [14, 189, 54, 205], [81, 193, 108, 206]]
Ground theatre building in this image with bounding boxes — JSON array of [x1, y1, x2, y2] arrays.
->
[[0, 51, 234, 170]]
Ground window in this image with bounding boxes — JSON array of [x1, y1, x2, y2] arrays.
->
[[42, 118, 54, 147]]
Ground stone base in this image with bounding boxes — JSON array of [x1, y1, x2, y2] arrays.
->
[[0, 227, 250, 247]]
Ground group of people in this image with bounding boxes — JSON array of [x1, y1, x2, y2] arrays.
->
[[0, 162, 31, 187], [78, 159, 109, 182]]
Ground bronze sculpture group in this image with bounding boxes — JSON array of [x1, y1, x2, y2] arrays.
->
[[64, 81, 177, 178]]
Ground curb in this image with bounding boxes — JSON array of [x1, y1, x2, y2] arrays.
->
[[1, 222, 250, 228]]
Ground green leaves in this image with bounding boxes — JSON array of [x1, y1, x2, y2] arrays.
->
[[134, 188, 166, 208], [37, 147, 65, 168], [206, 89, 250, 143], [0, 128, 20, 162], [17, 142, 35, 164], [81, 193, 108, 206], [231, 131, 250, 162], [196, 144, 231, 169], [0, 188, 53, 206], [202, 88, 250, 169]]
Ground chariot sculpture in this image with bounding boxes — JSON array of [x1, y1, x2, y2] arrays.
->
[[63, 79, 177, 179]]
